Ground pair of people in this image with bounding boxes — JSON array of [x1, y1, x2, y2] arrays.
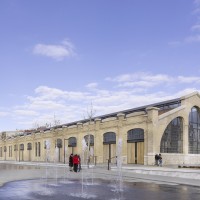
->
[[155, 153, 162, 166], [68, 154, 81, 172]]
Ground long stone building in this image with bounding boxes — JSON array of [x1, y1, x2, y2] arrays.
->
[[1, 92, 200, 165]]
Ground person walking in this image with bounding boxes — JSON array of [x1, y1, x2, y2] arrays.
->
[[77, 155, 81, 172], [73, 154, 79, 172], [69, 153, 73, 171], [158, 153, 162, 167], [155, 154, 159, 166]]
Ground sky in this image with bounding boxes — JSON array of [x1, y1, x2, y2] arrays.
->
[[1, 0, 200, 131]]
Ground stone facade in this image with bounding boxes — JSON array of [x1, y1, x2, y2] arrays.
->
[[1, 91, 200, 165]]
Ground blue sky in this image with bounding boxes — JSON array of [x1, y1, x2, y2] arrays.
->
[[1, 0, 200, 131]]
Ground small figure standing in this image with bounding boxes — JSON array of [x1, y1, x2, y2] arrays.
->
[[77, 155, 81, 172], [158, 153, 162, 167], [155, 154, 159, 166], [69, 153, 73, 171]]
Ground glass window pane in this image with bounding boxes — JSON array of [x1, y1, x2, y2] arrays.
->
[[160, 117, 183, 153], [188, 107, 200, 154]]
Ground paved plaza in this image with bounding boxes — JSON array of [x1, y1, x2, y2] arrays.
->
[[0, 161, 200, 187]]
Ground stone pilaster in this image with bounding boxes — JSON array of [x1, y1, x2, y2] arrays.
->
[[145, 106, 159, 165], [183, 122, 189, 155], [94, 118, 102, 163]]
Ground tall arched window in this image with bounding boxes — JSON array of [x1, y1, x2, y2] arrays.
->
[[27, 143, 32, 150], [127, 128, 144, 143], [20, 144, 24, 151], [189, 107, 200, 154], [56, 138, 62, 148], [84, 134, 94, 146], [68, 137, 77, 147], [160, 117, 183, 153], [103, 132, 116, 144]]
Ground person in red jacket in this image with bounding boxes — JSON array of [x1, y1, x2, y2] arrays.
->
[[73, 154, 79, 172]]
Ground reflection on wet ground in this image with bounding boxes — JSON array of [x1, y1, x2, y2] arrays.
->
[[0, 178, 200, 200], [0, 163, 200, 200]]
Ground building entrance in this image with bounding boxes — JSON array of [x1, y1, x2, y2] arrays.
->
[[127, 142, 144, 164], [127, 128, 144, 164]]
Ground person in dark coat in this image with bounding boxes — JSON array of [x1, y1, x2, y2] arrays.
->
[[69, 154, 73, 171], [158, 153, 162, 167], [155, 154, 159, 166], [77, 155, 81, 172]]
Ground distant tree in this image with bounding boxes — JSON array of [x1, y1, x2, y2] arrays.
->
[[0, 132, 7, 141], [83, 103, 96, 167]]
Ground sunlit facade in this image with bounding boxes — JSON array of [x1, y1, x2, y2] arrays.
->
[[1, 92, 200, 165]]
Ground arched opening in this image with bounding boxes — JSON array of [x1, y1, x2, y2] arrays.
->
[[68, 137, 77, 154], [14, 144, 18, 161], [188, 107, 200, 154], [127, 128, 144, 164], [83, 134, 94, 164], [27, 143, 32, 161], [19, 144, 24, 161], [55, 138, 62, 162], [103, 132, 116, 163], [160, 117, 183, 153], [4, 146, 7, 161]]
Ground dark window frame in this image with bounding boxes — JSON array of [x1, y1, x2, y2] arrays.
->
[[160, 117, 183, 153], [127, 128, 144, 143], [188, 106, 200, 154], [103, 132, 116, 144]]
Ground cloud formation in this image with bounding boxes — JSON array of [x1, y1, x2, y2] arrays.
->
[[1, 72, 200, 130], [33, 39, 75, 60]]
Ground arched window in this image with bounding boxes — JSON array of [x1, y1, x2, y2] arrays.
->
[[56, 138, 62, 148], [103, 132, 116, 144], [68, 137, 77, 147], [38, 142, 41, 157], [27, 143, 32, 150], [127, 128, 144, 143], [84, 134, 94, 146], [160, 117, 183, 153], [20, 144, 24, 151], [188, 107, 200, 154]]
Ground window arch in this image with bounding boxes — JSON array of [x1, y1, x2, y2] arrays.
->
[[188, 106, 200, 154], [103, 132, 116, 144], [20, 144, 24, 151], [127, 128, 144, 143], [27, 143, 32, 150], [84, 134, 94, 146], [68, 137, 77, 147], [56, 138, 62, 148], [160, 117, 183, 153]]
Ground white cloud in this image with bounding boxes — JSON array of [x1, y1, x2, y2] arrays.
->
[[178, 76, 200, 83], [86, 82, 98, 89], [4, 72, 200, 131], [106, 73, 172, 88], [0, 112, 9, 117], [14, 110, 39, 116], [194, 0, 200, 5], [33, 39, 75, 60], [191, 24, 200, 31], [185, 34, 200, 43]]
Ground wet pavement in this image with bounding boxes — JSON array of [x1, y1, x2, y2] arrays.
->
[[0, 162, 200, 199], [0, 178, 200, 200]]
